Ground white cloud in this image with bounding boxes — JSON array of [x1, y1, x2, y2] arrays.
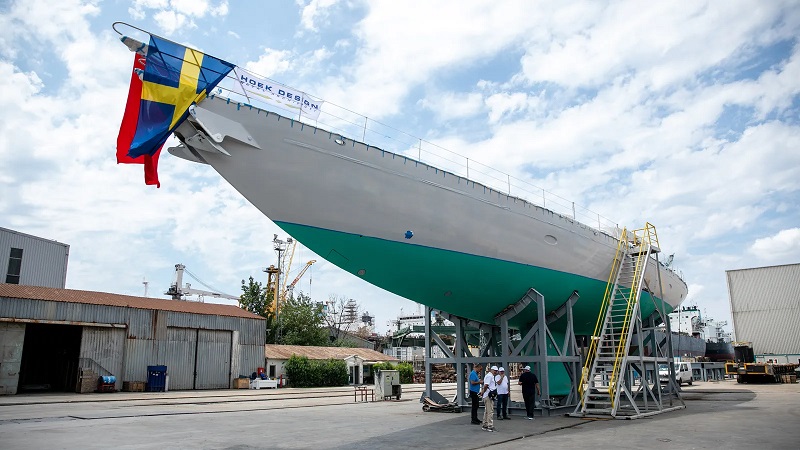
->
[[749, 228, 800, 263], [210, 1, 229, 17], [419, 91, 484, 121], [128, 0, 168, 20], [153, 10, 192, 36], [128, 7, 146, 21], [298, 0, 342, 32], [133, 0, 169, 8], [244, 48, 293, 77], [170, 0, 210, 17], [128, 0, 228, 35], [485, 92, 533, 124], [0, 0, 101, 57], [517, 1, 793, 90], [315, 1, 540, 117]]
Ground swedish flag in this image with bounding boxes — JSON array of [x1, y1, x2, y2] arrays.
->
[[127, 36, 234, 159]]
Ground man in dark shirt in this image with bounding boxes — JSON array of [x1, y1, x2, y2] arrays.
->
[[517, 365, 540, 419]]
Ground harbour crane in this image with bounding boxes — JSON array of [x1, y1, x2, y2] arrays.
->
[[165, 264, 239, 302], [280, 240, 298, 301], [280, 260, 316, 302]]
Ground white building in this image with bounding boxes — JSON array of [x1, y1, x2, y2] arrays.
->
[[0, 227, 69, 288], [265, 344, 398, 385]]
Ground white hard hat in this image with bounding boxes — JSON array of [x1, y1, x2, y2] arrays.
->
[[490, 366, 498, 371]]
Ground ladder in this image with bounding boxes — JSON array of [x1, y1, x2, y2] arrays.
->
[[577, 224, 660, 417]]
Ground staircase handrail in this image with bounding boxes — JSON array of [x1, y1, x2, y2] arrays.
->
[[607, 223, 659, 407], [579, 227, 628, 400], [607, 243, 647, 404], [78, 357, 114, 378]]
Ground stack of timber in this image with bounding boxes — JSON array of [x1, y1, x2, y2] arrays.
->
[[76, 369, 97, 394], [122, 381, 146, 392], [413, 364, 459, 383], [775, 364, 798, 383]]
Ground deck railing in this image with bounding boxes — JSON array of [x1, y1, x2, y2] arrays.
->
[[214, 67, 621, 234]]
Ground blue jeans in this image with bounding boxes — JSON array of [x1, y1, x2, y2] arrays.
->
[[496, 393, 509, 418]]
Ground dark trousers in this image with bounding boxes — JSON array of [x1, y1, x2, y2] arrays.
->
[[496, 393, 509, 418], [470, 391, 480, 422], [523, 392, 535, 418]]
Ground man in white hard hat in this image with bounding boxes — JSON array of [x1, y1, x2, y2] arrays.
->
[[517, 365, 540, 419], [495, 367, 510, 420], [479, 365, 498, 431]]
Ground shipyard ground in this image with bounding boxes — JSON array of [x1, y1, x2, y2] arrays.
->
[[0, 380, 795, 449]]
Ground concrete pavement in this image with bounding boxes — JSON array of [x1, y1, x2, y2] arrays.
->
[[0, 380, 796, 449]]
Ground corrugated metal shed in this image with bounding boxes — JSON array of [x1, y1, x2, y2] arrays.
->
[[727, 263, 800, 354], [0, 284, 260, 319], [0, 283, 266, 393], [0, 227, 69, 288]]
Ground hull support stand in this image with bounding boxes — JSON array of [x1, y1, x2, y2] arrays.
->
[[423, 289, 582, 417]]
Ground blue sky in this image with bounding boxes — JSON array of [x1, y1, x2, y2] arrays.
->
[[1, 0, 799, 334]]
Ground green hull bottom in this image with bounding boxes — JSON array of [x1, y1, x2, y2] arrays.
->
[[276, 222, 673, 396]]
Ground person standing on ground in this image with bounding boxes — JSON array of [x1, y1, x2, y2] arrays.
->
[[480, 365, 498, 432], [518, 365, 540, 420], [495, 367, 510, 420], [468, 363, 483, 425]]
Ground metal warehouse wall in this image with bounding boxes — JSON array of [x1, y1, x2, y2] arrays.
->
[[0, 322, 25, 394], [0, 228, 69, 288], [80, 327, 126, 391], [0, 297, 266, 390], [727, 263, 800, 355]]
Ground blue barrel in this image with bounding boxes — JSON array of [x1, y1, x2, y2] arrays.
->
[[98, 375, 116, 384]]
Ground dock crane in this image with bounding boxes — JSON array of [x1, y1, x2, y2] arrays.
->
[[280, 260, 316, 302], [280, 240, 298, 300], [165, 264, 239, 302]]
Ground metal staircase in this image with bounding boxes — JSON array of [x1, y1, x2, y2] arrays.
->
[[575, 223, 684, 418]]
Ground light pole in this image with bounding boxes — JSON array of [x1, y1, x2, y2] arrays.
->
[[272, 234, 293, 341]]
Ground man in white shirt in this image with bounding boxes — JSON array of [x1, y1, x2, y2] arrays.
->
[[495, 367, 510, 419], [479, 365, 498, 431]]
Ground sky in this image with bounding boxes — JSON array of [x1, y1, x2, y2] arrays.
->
[[1, 0, 798, 336]]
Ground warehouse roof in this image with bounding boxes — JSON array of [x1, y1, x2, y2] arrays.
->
[[265, 344, 398, 362], [0, 283, 262, 320], [0, 226, 70, 247]]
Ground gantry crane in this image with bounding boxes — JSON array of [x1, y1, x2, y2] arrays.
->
[[165, 264, 239, 302]]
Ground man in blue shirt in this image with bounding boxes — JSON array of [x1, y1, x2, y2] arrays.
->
[[468, 363, 483, 424]]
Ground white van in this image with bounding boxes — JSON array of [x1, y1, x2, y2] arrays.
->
[[659, 362, 693, 386]]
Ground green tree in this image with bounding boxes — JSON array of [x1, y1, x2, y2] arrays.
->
[[331, 338, 359, 348], [278, 292, 328, 346], [371, 362, 413, 384], [397, 362, 414, 384], [239, 276, 277, 343]]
